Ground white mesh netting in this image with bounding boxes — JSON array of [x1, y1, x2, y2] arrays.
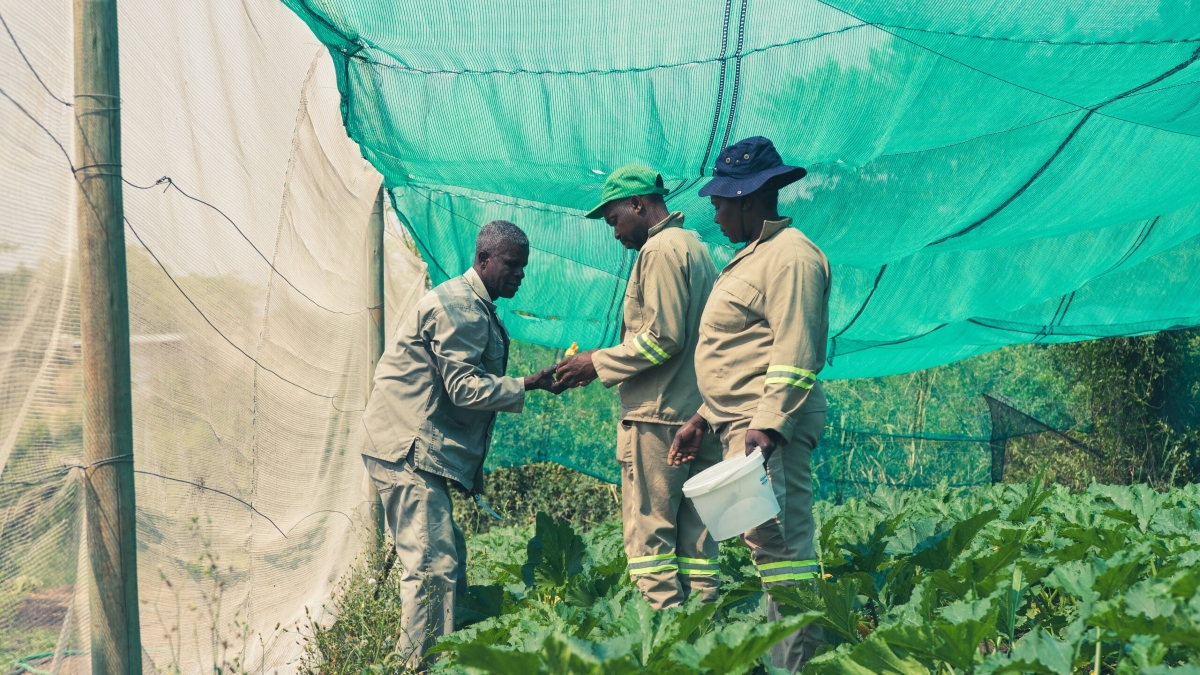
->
[[0, 0, 427, 672]]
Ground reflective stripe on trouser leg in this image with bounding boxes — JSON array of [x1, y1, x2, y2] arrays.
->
[[756, 559, 819, 584], [678, 557, 720, 576], [628, 553, 679, 576], [717, 411, 827, 672], [619, 420, 692, 609], [676, 430, 723, 603]]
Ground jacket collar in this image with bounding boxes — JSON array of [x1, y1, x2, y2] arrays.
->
[[726, 217, 792, 268], [647, 211, 684, 238], [463, 267, 495, 307], [758, 217, 792, 243]]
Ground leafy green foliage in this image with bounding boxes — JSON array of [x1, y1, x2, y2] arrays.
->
[[450, 462, 621, 537], [304, 483, 1200, 674], [521, 512, 586, 594]]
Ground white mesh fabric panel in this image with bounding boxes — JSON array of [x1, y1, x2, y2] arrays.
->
[[0, 0, 426, 672]]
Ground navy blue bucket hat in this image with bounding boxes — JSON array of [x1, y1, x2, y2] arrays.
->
[[698, 136, 806, 198]]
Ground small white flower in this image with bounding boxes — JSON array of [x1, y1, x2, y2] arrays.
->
[[367, 578, 377, 585]]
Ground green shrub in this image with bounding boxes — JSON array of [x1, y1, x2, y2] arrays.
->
[[450, 463, 620, 537]]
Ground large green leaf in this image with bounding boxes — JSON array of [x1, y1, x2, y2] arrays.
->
[[879, 595, 997, 670], [1045, 560, 1099, 603], [563, 566, 623, 609], [843, 520, 895, 575], [1092, 484, 1171, 533], [538, 634, 643, 675], [1124, 634, 1169, 670], [456, 643, 541, 674], [646, 597, 720, 666], [521, 511, 586, 591], [671, 614, 818, 675], [456, 584, 509, 628], [983, 627, 1079, 675], [1055, 525, 1128, 559], [1006, 468, 1052, 524], [935, 618, 997, 670], [814, 577, 866, 644], [716, 576, 764, 613], [910, 509, 999, 572], [806, 633, 930, 675], [1093, 550, 1148, 601]]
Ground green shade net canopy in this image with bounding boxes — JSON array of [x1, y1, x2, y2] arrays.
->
[[285, 0, 1200, 379]]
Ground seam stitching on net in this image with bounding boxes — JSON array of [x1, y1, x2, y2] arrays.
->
[[719, 0, 750, 151], [699, 0, 736, 177], [828, 264, 888, 364], [927, 45, 1200, 246], [341, 23, 1200, 78]]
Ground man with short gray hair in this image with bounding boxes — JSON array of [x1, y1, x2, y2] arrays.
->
[[360, 219, 560, 667]]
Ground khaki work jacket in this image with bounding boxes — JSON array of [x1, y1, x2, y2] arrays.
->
[[592, 213, 718, 425], [695, 218, 830, 439], [359, 268, 524, 493]]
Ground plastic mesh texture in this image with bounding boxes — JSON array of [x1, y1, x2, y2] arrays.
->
[[285, 0, 1200, 378], [4, 0, 1199, 673], [487, 340, 1083, 501], [0, 1, 428, 672]]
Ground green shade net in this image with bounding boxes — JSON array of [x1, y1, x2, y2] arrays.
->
[[488, 339, 1090, 498], [285, 0, 1200, 379]]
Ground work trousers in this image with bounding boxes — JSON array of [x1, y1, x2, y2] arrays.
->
[[716, 411, 827, 673], [619, 419, 722, 609], [363, 454, 467, 671]]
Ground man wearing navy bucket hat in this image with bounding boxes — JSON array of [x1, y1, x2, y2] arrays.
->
[[669, 136, 830, 671]]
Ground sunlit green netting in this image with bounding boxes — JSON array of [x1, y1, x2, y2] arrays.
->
[[285, 0, 1200, 380], [487, 339, 1093, 498], [276, 0, 1200, 498]]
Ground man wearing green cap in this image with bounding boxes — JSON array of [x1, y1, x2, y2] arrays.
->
[[555, 165, 722, 609]]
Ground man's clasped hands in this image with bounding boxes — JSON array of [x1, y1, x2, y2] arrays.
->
[[524, 347, 601, 395]]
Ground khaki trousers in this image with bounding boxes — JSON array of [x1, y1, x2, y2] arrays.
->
[[716, 411, 827, 673], [619, 419, 722, 609], [363, 454, 467, 670]]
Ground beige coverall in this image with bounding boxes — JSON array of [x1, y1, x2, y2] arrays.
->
[[694, 217, 831, 672], [591, 212, 722, 608], [359, 267, 524, 667]]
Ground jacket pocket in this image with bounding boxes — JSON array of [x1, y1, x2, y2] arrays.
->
[[703, 276, 760, 332], [623, 279, 643, 330], [482, 332, 506, 372]]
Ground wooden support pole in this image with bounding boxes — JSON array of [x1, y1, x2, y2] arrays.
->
[[74, 1, 142, 674], [366, 187, 387, 539]]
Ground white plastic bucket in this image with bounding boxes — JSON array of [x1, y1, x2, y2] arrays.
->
[[683, 448, 780, 541]]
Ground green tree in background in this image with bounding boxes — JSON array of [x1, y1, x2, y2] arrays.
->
[[1050, 327, 1200, 486]]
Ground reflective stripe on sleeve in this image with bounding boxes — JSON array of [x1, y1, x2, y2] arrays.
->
[[678, 557, 719, 577], [628, 553, 679, 576], [756, 559, 819, 584], [634, 332, 671, 365], [764, 365, 817, 389]]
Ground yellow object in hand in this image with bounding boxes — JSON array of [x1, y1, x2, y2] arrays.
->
[[564, 342, 579, 357]]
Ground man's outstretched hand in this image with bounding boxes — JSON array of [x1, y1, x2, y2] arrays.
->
[[555, 349, 599, 389], [669, 414, 708, 466], [745, 428, 784, 461], [524, 365, 567, 394]]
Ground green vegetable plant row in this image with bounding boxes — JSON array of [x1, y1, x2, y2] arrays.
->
[[314, 471, 1200, 674]]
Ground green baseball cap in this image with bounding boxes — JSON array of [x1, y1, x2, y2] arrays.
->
[[585, 165, 671, 219]]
